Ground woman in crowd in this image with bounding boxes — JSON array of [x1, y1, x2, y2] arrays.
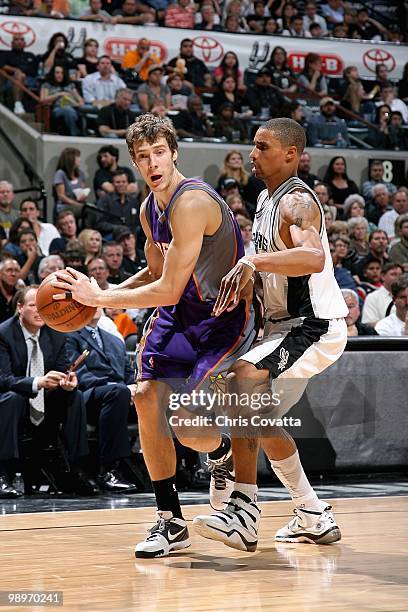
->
[[42, 32, 75, 76], [78, 229, 103, 265], [276, 2, 296, 32], [298, 52, 328, 95], [330, 236, 358, 291], [367, 104, 393, 149], [19, 199, 60, 256], [263, 46, 297, 95], [16, 229, 44, 285], [225, 193, 251, 219], [167, 73, 192, 110], [3, 218, 34, 258], [40, 65, 83, 136], [216, 149, 263, 214], [235, 214, 255, 256], [343, 193, 377, 233], [323, 205, 334, 231], [323, 156, 359, 218], [214, 51, 245, 91], [53, 147, 88, 219], [76, 38, 100, 79], [264, 17, 279, 34], [348, 216, 370, 256], [211, 75, 251, 116]]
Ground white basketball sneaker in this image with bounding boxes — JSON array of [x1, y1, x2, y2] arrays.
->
[[207, 438, 235, 511], [275, 505, 341, 544], [135, 511, 191, 558], [193, 490, 260, 552]]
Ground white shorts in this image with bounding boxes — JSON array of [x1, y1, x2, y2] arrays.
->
[[239, 317, 347, 418]]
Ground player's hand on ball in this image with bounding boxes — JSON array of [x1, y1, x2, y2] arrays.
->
[[52, 267, 101, 306], [213, 261, 254, 316]]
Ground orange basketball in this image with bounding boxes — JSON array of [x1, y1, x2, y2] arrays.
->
[[36, 273, 97, 333]]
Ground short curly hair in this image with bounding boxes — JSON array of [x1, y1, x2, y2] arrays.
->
[[126, 114, 178, 163]]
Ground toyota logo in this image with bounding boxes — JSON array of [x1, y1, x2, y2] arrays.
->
[[0, 21, 36, 47], [192, 36, 223, 63], [363, 48, 395, 74]]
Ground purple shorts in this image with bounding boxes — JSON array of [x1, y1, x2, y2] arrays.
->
[[136, 301, 255, 391]]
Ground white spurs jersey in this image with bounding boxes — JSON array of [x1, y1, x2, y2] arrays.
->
[[253, 176, 348, 321]]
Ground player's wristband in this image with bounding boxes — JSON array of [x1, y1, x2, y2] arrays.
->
[[240, 258, 256, 273]]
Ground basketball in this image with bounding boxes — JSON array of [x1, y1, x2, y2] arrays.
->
[[36, 272, 97, 332]]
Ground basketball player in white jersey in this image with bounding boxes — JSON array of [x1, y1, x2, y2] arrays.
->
[[193, 118, 348, 552]]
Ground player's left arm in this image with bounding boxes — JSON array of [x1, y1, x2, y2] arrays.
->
[[213, 191, 325, 316], [52, 193, 209, 308]]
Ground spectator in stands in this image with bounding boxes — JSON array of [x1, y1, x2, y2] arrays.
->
[[303, 1, 327, 35], [0, 181, 19, 237], [37, 254, 65, 282], [16, 229, 43, 284], [94, 145, 137, 199], [262, 46, 296, 95], [276, 3, 296, 32], [102, 242, 132, 285], [0, 33, 38, 116], [378, 189, 408, 240], [211, 76, 251, 116], [314, 182, 331, 206], [3, 218, 34, 259], [377, 84, 408, 125], [214, 52, 244, 91], [122, 38, 161, 82], [264, 17, 279, 35], [236, 215, 255, 256], [0, 285, 98, 498], [66, 308, 138, 493], [225, 194, 250, 219], [389, 214, 408, 272], [212, 102, 247, 143], [389, 112, 408, 151], [298, 53, 328, 96], [361, 262, 403, 327], [246, 68, 285, 118], [223, 14, 246, 33], [97, 88, 136, 138], [323, 205, 334, 230], [172, 95, 213, 139], [8, 0, 35, 15], [323, 156, 359, 218], [398, 63, 408, 102], [82, 56, 126, 109], [167, 39, 210, 88], [96, 171, 141, 238], [359, 230, 390, 275], [49, 211, 78, 255], [282, 100, 304, 124], [343, 194, 367, 221], [75, 39, 100, 79], [79, 0, 113, 22], [375, 277, 408, 336], [42, 33, 75, 77], [40, 65, 84, 136], [307, 97, 349, 147], [112, 0, 156, 24], [321, 0, 344, 26], [330, 237, 357, 291], [348, 216, 369, 256], [87, 257, 112, 291], [283, 15, 310, 37], [297, 152, 319, 188], [137, 65, 170, 113], [216, 149, 263, 217], [78, 229, 103, 265], [361, 160, 397, 203], [167, 73, 192, 110], [367, 183, 392, 226], [112, 227, 146, 276], [331, 23, 348, 39], [19, 199, 60, 256], [341, 79, 366, 117], [0, 258, 22, 323], [34, 0, 69, 18], [165, 0, 195, 28], [196, 3, 222, 31], [246, 1, 267, 32], [351, 8, 387, 42], [342, 288, 377, 336], [53, 148, 88, 219]]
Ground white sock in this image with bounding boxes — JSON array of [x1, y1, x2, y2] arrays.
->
[[270, 451, 326, 512], [234, 482, 258, 502]]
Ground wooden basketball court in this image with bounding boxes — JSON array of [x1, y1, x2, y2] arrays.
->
[[1, 496, 407, 611]]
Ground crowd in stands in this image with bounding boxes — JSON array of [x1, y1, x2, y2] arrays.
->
[[0, 2, 407, 149]]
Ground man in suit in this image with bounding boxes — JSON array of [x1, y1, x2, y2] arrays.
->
[[66, 308, 138, 493], [0, 286, 98, 498]]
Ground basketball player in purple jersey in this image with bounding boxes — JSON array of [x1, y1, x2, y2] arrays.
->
[[194, 118, 348, 552], [53, 114, 256, 557]]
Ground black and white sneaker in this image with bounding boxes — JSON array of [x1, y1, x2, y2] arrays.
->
[[207, 438, 235, 511], [135, 511, 191, 558], [275, 505, 341, 544], [193, 490, 260, 552]]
